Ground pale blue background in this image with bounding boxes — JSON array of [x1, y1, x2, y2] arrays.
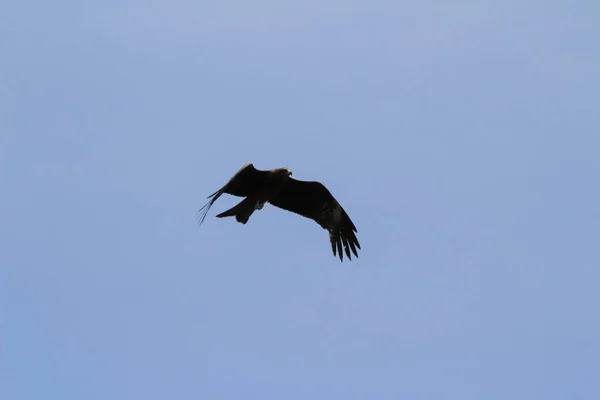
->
[[2, 1, 599, 399]]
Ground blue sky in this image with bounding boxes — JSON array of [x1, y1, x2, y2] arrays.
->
[[2, 1, 599, 399]]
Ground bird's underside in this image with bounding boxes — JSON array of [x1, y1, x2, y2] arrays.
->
[[198, 163, 361, 261]]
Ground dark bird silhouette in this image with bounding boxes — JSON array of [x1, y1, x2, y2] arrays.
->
[[198, 163, 361, 261]]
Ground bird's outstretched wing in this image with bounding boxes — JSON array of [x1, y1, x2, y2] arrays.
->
[[269, 178, 360, 261]]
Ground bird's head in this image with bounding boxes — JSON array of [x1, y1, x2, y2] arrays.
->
[[276, 168, 292, 177]]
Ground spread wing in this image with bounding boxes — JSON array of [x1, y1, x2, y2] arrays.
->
[[268, 178, 361, 261], [197, 163, 267, 225]]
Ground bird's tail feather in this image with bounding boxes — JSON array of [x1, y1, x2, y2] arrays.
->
[[216, 198, 256, 224]]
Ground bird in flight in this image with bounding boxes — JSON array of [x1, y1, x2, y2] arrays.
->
[[198, 163, 361, 261]]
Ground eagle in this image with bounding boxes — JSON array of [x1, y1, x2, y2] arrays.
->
[[197, 163, 361, 261]]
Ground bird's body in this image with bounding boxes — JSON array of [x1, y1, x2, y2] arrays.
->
[[198, 163, 361, 261]]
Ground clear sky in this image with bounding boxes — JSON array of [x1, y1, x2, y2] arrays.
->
[[2, 1, 599, 399]]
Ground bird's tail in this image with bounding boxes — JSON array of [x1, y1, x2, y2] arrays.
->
[[215, 198, 256, 224]]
